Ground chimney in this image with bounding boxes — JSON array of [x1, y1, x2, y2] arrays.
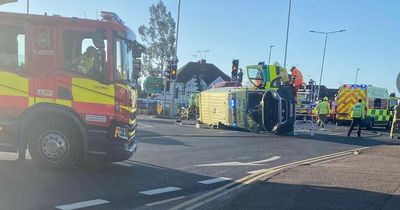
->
[[199, 59, 206, 64]]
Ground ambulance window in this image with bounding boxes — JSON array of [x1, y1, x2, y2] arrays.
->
[[0, 25, 25, 71], [372, 98, 387, 109], [248, 68, 264, 88]]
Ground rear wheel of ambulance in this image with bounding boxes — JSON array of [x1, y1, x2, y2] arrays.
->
[[366, 118, 374, 130], [28, 119, 81, 169]]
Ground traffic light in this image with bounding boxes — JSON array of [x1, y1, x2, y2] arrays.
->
[[232, 59, 239, 81], [170, 63, 177, 80], [165, 60, 174, 79]]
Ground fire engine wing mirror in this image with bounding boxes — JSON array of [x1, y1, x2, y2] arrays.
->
[[132, 40, 145, 59], [92, 29, 106, 49], [132, 59, 141, 80]]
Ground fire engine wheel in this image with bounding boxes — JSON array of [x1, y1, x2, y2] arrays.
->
[[28, 119, 80, 169]]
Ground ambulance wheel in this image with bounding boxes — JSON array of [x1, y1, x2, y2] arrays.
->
[[28, 118, 81, 169], [386, 121, 392, 130], [366, 119, 374, 130]]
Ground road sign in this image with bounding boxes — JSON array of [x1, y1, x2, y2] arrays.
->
[[397, 72, 400, 93], [144, 77, 163, 94]]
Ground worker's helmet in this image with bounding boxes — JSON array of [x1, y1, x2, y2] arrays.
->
[[323, 97, 328, 101]]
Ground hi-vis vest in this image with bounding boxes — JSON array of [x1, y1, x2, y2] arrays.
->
[[264, 65, 289, 89], [317, 101, 330, 115], [350, 103, 365, 119]]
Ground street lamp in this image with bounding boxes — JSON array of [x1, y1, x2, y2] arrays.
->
[[268, 45, 275, 65], [310, 29, 346, 99], [355, 68, 361, 84], [283, 0, 292, 69]]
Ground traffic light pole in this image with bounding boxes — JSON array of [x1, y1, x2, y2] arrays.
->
[[162, 78, 168, 116], [170, 80, 176, 117], [170, 0, 181, 118]]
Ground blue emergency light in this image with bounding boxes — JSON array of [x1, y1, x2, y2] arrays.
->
[[231, 99, 235, 107]]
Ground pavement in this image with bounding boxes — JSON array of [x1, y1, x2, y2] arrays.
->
[[211, 145, 400, 210], [0, 116, 398, 210]]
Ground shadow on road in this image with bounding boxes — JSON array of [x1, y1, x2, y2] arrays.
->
[[138, 130, 193, 147], [0, 157, 225, 210], [291, 132, 400, 148], [214, 181, 400, 210]]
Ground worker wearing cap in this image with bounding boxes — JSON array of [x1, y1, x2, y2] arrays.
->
[[390, 103, 400, 139], [348, 99, 365, 137], [316, 96, 330, 129]]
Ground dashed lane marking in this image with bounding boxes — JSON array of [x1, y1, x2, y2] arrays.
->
[[198, 177, 232, 185], [55, 199, 109, 210], [139, 187, 182, 196], [145, 196, 186, 207]]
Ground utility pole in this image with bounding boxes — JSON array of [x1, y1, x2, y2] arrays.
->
[[170, 0, 181, 117], [355, 68, 361, 84], [26, 0, 29, 14], [268, 45, 275, 65]]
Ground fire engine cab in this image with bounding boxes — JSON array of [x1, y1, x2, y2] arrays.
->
[[0, 11, 143, 168]]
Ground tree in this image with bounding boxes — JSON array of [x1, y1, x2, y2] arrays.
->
[[138, 1, 176, 77]]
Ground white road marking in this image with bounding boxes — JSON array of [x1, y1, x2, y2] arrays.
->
[[196, 156, 281, 167], [139, 187, 182, 195], [196, 161, 262, 166], [182, 133, 198, 136], [140, 136, 172, 139], [198, 177, 232, 185], [114, 162, 134, 167], [217, 131, 239, 134], [138, 123, 153, 128], [328, 132, 347, 136], [55, 199, 109, 210], [250, 156, 281, 164], [145, 196, 186, 207]]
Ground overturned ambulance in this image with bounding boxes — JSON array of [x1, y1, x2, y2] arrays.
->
[[198, 64, 295, 135]]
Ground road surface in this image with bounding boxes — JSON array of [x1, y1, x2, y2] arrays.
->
[[0, 117, 395, 210]]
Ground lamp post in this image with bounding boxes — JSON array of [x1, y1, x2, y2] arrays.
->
[[283, 0, 291, 69], [355, 68, 361, 84], [310, 29, 346, 99], [268, 45, 275, 65]]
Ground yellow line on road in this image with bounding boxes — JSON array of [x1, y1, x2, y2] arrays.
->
[[170, 147, 369, 210], [145, 196, 186, 207]]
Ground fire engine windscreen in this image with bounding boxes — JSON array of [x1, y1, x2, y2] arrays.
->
[[113, 32, 134, 84]]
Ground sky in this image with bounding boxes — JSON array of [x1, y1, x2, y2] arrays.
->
[[1, 0, 399, 93]]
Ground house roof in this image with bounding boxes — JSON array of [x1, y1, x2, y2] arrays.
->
[[176, 60, 231, 85]]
